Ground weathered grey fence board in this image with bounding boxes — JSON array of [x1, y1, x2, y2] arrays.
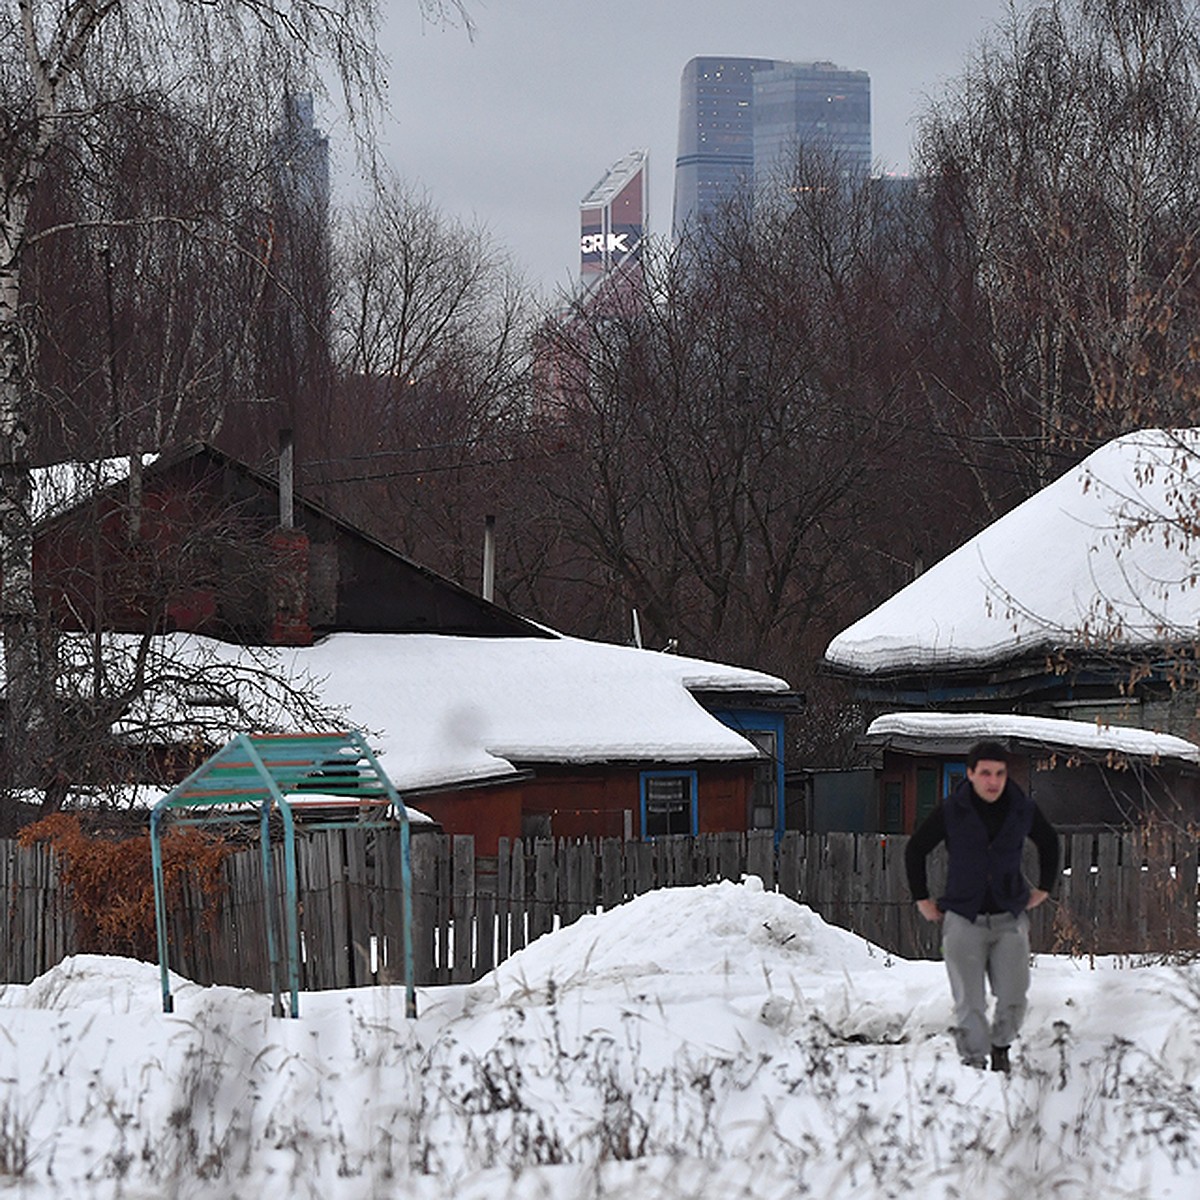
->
[[510, 837, 528, 955], [432, 834, 452, 983], [378, 826, 408, 985], [747, 830, 774, 887], [600, 837, 623, 910], [344, 831, 373, 986], [452, 836, 476, 984], [495, 841, 512, 965], [410, 835, 437, 984]]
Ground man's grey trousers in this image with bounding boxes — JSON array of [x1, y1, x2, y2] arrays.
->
[[941, 909, 1030, 1063]]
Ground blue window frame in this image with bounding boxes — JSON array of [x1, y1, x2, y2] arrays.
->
[[640, 770, 698, 838], [943, 762, 967, 798], [709, 709, 786, 837]]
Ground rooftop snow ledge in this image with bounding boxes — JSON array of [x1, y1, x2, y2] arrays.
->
[[866, 711, 1200, 764]]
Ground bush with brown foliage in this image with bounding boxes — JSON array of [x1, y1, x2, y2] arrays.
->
[[18, 813, 229, 960]]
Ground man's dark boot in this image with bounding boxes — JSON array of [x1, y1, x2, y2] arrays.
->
[[990, 1045, 1011, 1074]]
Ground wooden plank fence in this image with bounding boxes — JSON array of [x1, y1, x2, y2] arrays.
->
[[2, 828, 1197, 991]]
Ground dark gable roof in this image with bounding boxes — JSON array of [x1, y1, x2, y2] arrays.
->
[[36, 442, 552, 641]]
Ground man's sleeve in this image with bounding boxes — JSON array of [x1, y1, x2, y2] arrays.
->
[[904, 806, 947, 901], [1029, 805, 1060, 892]]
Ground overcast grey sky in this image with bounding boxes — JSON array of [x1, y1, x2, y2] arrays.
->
[[347, 1, 1014, 296]]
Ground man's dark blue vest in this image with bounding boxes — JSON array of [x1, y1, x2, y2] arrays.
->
[[940, 778, 1034, 920]]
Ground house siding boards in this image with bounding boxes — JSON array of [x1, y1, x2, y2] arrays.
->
[[416, 762, 757, 855], [815, 745, 1200, 834], [839, 653, 1200, 740]]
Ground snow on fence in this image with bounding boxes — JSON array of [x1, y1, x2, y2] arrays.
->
[[2, 827, 1198, 989]]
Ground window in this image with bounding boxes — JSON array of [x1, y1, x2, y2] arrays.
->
[[641, 772, 697, 838], [881, 778, 904, 834], [916, 766, 938, 828], [742, 730, 779, 831], [943, 762, 967, 798]]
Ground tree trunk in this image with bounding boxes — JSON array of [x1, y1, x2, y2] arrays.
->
[[0, 257, 42, 803]]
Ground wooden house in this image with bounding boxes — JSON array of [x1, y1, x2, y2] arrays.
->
[[819, 430, 1200, 830], [835, 712, 1200, 833], [823, 429, 1200, 740], [23, 445, 803, 850], [32, 442, 541, 646]]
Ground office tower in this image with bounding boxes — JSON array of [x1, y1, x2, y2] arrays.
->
[[672, 56, 871, 237], [263, 93, 332, 444], [275, 92, 331, 219], [753, 61, 871, 189], [672, 57, 781, 238], [580, 148, 649, 288]]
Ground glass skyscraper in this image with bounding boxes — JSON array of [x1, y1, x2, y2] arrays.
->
[[753, 61, 871, 188], [672, 56, 871, 237]]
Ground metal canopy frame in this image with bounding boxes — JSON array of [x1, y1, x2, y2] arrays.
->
[[150, 730, 416, 1019]]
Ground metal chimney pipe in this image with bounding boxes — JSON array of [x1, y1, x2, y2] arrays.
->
[[482, 514, 496, 601], [279, 428, 295, 529]]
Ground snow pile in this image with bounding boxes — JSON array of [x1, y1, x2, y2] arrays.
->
[[2, 879, 1200, 1198], [826, 428, 1200, 673], [487, 875, 880, 992]]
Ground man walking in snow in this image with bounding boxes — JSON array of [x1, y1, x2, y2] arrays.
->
[[905, 740, 1059, 1073]]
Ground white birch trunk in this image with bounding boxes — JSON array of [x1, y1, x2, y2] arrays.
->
[[0, 1, 102, 798], [0, 177, 42, 788]]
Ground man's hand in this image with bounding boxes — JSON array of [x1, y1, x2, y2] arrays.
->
[[1026, 888, 1049, 910], [916, 898, 943, 923]]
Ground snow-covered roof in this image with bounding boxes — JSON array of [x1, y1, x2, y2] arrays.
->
[[865, 711, 1200, 764], [111, 630, 791, 793], [826, 429, 1200, 675]]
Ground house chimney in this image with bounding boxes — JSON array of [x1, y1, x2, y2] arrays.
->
[[269, 427, 312, 645], [482, 514, 496, 601], [279, 428, 294, 529]]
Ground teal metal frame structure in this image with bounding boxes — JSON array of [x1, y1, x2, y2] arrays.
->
[[150, 730, 417, 1019]]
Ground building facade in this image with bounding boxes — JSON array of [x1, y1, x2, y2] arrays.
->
[[672, 55, 871, 237], [580, 148, 649, 289], [752, 60, 871, 189]]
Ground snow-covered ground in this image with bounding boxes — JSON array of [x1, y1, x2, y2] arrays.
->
[[2, 878, 1199, 1198]]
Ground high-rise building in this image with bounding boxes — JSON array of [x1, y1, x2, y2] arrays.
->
[[263, 93, 332, 440], [672, 56, 871, 237], [672, 57, 780, 238], [753, 61, 871, 189], [579, 149, 648, 288], [275, 92, 330, 220]]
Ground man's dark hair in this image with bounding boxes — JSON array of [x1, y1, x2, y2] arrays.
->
[[967, 740, 1009, 769]]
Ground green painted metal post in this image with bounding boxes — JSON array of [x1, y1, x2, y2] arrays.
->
[[282, 808, 301, 1019], [150, 809, 173, 1013], [259, 795, 284, 1019], [400, 811, 416, 1019], [241, 735, 302, 1019]]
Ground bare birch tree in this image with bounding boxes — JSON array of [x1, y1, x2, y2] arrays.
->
[[915, 0, 1200, 499], [304, 179, 532, 581], [0, 1, 465, 812]]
